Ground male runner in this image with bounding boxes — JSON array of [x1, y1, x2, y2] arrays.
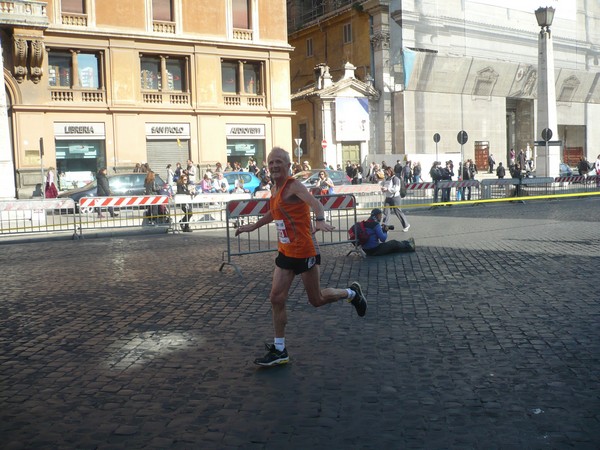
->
[[235, 147, 367, 366]]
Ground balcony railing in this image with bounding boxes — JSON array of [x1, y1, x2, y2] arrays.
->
[[0, 0, 48, 27], [233, 28, 253, 41], [223, 94, 264, 108], [142, 91, 190, 105], [153, 20, 175, 34], [61, 12, 87, 26], [50, 88, 105, 103]]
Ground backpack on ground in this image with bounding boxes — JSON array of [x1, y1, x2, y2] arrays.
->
[[348, 221, 370, 246]]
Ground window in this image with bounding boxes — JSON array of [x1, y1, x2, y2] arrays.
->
[[221, 60, 263, 95], [343, 23, 352, 44], [306, 38, 313, 57], [140, 55, 187, 92], [62, 0, 85, 14], [48, 51, 100, 89], [232, 0, 250, 29], [152, 0, 173, 21]]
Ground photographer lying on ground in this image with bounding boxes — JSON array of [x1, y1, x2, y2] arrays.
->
[[359, 208, 416, 256]]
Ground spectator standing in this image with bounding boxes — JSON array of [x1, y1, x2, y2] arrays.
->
[[96, 167, 117, 218], [144, 171, 161, 224], [595, 154, 600, 186], [187, 160, 197, 183], [176, 174, 193, 232], [381, 166, 410, 232], [316, 170, 334, 195], [234, 147, 367, 367], [402, 161, 412, 183], [461, 160, 473, 201], [412, 162, 422, 183], [44, 167, 58, 198], [393, 160, 403, 178], [166, 164, 174, 184], [429, 161, 442, 202], [496, 162, 506, 178], [509, 148, 516, 166], [518, 150, 527, 173], [174, 162, 182, 182], [441, 161, 453, 202], [577, 157, 590, 176], [488, 153, 495, 173]]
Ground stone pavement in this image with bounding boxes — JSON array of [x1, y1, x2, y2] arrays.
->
[[1, 197, 599, 449]]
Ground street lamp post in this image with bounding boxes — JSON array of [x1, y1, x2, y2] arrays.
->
[[535, 6, 559, 178]]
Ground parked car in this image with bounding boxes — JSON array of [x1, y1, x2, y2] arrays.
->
[[58, 172, 170, 212], [195, 171, 261, 194], [293, 170, 351, 187]]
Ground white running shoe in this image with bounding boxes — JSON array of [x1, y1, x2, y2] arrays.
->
[[403, 224, 411, 232]]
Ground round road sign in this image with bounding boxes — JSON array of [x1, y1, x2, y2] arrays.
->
[[433, 133, 441, 143], [457, 130, 468, 145], [321, 139, 328, 149], [541, 128, 553, 142]]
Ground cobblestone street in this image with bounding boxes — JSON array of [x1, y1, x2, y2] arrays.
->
[[1, 198, 599, 449]]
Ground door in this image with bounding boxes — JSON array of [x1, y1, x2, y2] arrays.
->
[[474, 141, 489, 171], [342, 142, 360, 165]]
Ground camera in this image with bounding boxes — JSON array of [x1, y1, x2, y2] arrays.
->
[[383, 224, 395, 231]]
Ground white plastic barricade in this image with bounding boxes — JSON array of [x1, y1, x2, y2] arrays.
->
[[171, 192, 252, 232], [0, 198, 77, 236], [220, 194, 359, 276], [77, 195, 171, 236]]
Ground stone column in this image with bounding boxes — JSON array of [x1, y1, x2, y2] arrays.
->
[[364, 0, 392, 156], [535, 25, 559, 177], [0, 37, 16, 199]]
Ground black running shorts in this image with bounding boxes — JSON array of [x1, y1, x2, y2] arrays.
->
[[275, 252, 321, 275]]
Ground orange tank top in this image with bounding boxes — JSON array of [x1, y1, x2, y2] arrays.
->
[[270, 177, 318, 258]]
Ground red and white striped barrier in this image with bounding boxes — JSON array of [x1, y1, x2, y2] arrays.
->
[[554, 176, 585, 183], [226, 199, 270, 218], [318, 194, 355, 210], [0, 198, 75, 212], [79, 195, 170, 208], [407, 182, 436, 190]]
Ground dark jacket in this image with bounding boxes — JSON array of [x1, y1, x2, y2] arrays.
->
[[96, 172, 111, 196]]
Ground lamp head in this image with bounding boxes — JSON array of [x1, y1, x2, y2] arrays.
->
[[535, 6, 555, 30]]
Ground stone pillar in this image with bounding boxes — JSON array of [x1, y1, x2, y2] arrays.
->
[[535, 26, 560, 178], [0, 36, 16, 199], [364, 0, 392, 156]]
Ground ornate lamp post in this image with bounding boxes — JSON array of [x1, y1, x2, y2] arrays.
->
[[535, 6, 559, 178]]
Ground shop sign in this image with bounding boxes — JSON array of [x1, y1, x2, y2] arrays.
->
[[146, 123, 190, 140], [226, 124, 265, 139], [54, 122, 105, 140]]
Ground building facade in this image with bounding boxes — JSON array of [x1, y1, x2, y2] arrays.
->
[[287, 0, 600, 174], [1, 0, 292, 198]]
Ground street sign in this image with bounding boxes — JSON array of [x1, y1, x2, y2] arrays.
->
[[541, 128, 553, 142], [433, 133, 440, 143], [321, 139, 327, 149], [294, 138, 302, 147], [457, 130, 468, 145], [534, 140, 562, 146], [294, 146, 302, 158]]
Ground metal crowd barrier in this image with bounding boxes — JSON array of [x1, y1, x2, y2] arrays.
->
[[0, 198, 77, 236], [219, 194, 360, 276]]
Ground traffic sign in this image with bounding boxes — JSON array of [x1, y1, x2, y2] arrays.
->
[[294, 138, 302, 147], [541, 128, 553, 142], [321, 139, 327, 149], [534, 140, 562, 146], [294, 147, 302, 158], [457, 130, 468, 145], [433, 133, 440, 143]]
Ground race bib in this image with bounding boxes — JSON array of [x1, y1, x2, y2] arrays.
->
[[275, 219, 290, 244]]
